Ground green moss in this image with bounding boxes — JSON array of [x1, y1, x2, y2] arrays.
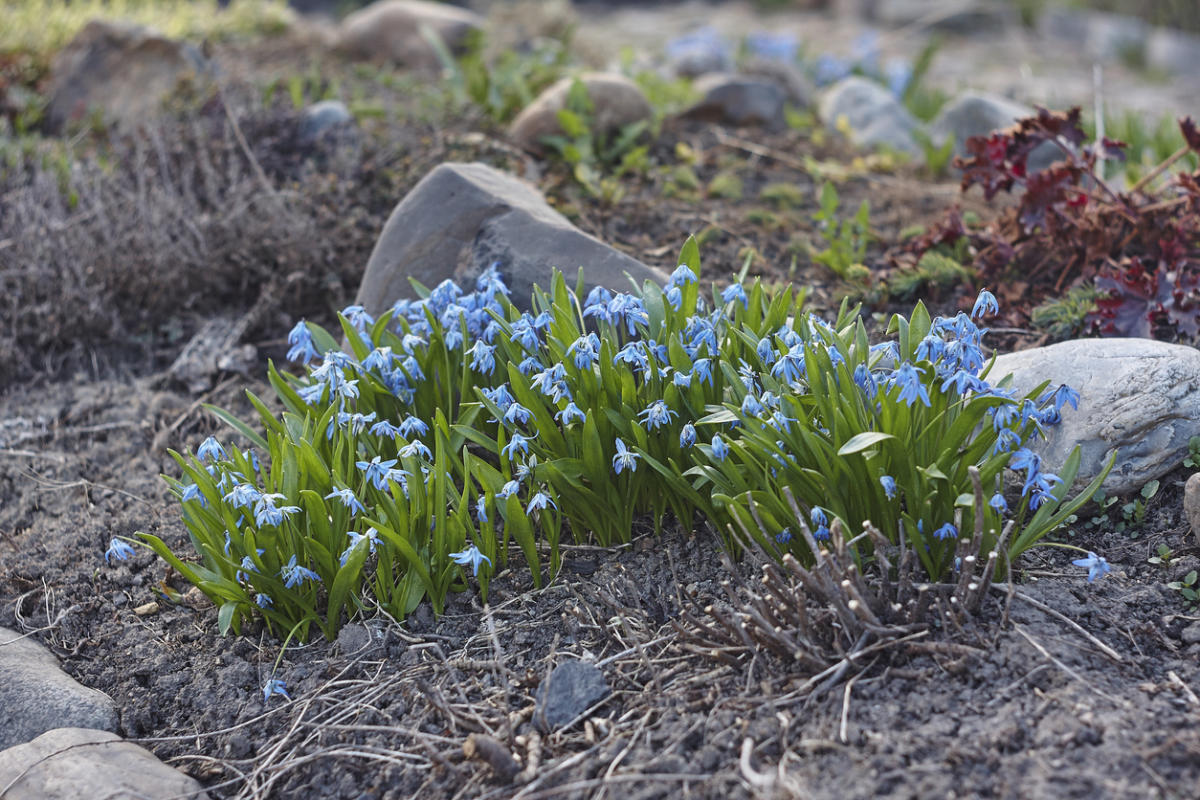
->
[[759, 182, 805, 210], [707, 170, 743, 201]]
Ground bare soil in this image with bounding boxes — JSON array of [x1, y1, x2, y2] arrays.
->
[[1, 34, 1199, 800]]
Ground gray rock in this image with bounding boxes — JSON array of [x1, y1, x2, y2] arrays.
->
[[993, 339, 1200, 496], [929, 92, 1060, 173], [44, 19, 213, 133], [509, 73, 652, 157], [336, 0, 483, 68], [666, 27, 733, 79], [0, 727, 210, 800], [741, 58, 816, 110], [299, 99, 354, 144], [0, 627, 119, 749], [681, 74, 785, 129], [1182, 620, 1200, 645], [1084, 12, 1149, 63], [872, 0, 1015, 35], [533, 660, 609, 732], [354, 162, 668, 316], [818, 76, 921, 156], [1184, 472, 1200, 550], [1147, 28, 1200, 76]]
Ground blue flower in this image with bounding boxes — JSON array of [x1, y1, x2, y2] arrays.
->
[[469, 340, 497, 375], [669, 264, 698, 287], [475, 496, 488, 523], [893, 362, 931, 407], [933, 523, 958, 541], [971, 289, 999, 320], [993, 428, 1021, 454], [503, 402, 532, 427], [710, 434, 729, 461], [812, 524, 831, 541], [1049, 384, 1080, 414], [1072, 551, 1112, 583], [880, 475, 897, 499], [775, 528, 793, 544], [665, 285, 684, 311], [502, 432, 533, 461], [526, 492, 556, 515], [769, 410, 796, 433], [741, 393, 765, 418], [509, 317, 541, 351], [341, 304, 375, 333], [255, 593, 273, 608], [771, 344, 806, 384], [990, 402, 1020, 432], [394, 415, 427, 439], [325, 487, 365, 516], [181, 482, 206, 506], [719, 283, 749, 310], [989, 492, 1008, 514], [196, 436, 226, 463], [224, 482, 262, 510], [853, 364, 878, 400], [583, 286, 615, 323], [693, 358, 714, 387], [915, 334, 945, 364], [556, 402, 586, 426], [941, 369, 986, 397], [639, 399, 678, 431], [280, 555, 321, 589], [609, 293, 650, 335], [810, 507, 828, 527], [450, 545, 491, 576], [369, 420, 400, 440], [340, 528, 379, 565], [612, 437, 640, 475], [254, 493, 301, 528], [672, 370, 693, 388], [498, 479, 521, 499], [746, 31, 798, 63], [399, 439, 432, 460], [679, 423, 697, 449], [357, 456, 400, 491], [567, 334, 601, 370], [263, 679, 291, 703], [104, 538, 135, 563], [884, 59, 913, 97], [286, 320, 319, 364]]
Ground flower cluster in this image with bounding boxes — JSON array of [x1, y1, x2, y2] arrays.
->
[[143, 238, 1108, 642]]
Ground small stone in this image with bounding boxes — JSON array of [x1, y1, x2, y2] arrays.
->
[[818, 76, 921, 156], [928, 92, 1059, 173], [533, 660, 609, 733], [0, 727, 210, 800], [993, 339, 1200, 496], [335, 623, 377, 656], [0, 628, 119, 749], [133, 602, 159, 616], [1184, 473, 1200, 550], [665, 27, 733, 79], [336, 0, 483, 68], [298, 99, 354, 144], [44, 20, 214, 133], [681, 74, 785, 129], [182, 586, 213, 609], [1181, 620, 1200, 646], [508, 73, 652, 157], [740, 58, 816, 110], [354, 162, 668, 316]]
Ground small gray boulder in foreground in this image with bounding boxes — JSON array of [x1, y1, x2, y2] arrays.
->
[[993, 338, 1200, 496], [355, 162, 668, 316], [0, 727, 210, 800], [0, 627, 119, 749], [818, 77, 920, 156]]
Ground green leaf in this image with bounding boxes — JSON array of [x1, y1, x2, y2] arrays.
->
[[203, 404, 269, 452], [837, 431, 896, 456]]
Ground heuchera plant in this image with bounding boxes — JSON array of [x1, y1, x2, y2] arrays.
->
[[893, 109, 1200, 340], [130, 238, 1109, 642]]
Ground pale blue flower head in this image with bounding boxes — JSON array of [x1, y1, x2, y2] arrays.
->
[[263, 678, 291, 703], [879, 475, 897, 499], [105, 538, 135, 564], [971, 288, 999, 320], [710, 434, 729, 461], [679, 422, 697, 449], [612, 437, 640, 475], [286, 320, 318, 364], [450, 544, 492, 576], [1072, 551, 1112, 583], [196, 436, 227, 463], [280, 555, 321, 589]]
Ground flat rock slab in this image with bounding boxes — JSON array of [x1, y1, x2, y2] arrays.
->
[[0, 727, 210, 800], [0, 627, 119, 750], [354, 162, 668, 315], [534, 660, 609, 733], [993, 339, 1200, 496]]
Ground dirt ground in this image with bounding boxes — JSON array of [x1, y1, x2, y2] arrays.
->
[[2, 30, 1200, 800]]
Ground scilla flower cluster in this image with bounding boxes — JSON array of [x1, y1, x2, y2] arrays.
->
[[133, 237, 1108, 642]]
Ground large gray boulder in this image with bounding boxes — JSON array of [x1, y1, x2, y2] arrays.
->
[[354, 162, 669, 315], [0, 727, 210, 800], [929, 92, 1060, 173], [993, 339, 1200, 496], [335, 0, 483, 68], [44, 19, 213, 133], [818, 76, 921, 156], [509, 73, 653, 157], [0, 627, 119, 749]]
